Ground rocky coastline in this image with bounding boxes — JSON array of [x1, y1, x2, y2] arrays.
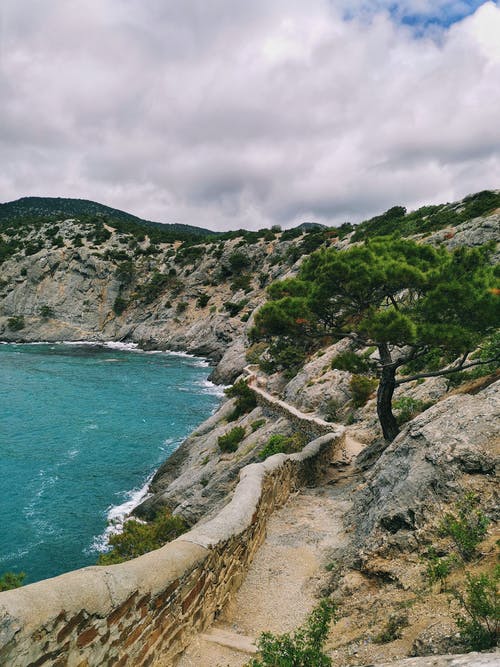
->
[[0, 204, 498, 664]]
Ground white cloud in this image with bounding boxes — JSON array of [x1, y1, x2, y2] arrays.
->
[[0, 0, 499, 229]]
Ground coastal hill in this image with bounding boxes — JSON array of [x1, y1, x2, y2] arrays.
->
[[0, 196, 216, 238], [0, 190, 498, 665]]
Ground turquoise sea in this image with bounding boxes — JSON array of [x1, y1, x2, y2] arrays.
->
[[0, 343, 222, 584]]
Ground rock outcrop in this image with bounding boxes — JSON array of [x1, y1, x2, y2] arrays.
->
[[349, 380, 499, 557]]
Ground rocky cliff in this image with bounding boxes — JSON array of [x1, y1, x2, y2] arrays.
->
[[1, 197, 498, 663]]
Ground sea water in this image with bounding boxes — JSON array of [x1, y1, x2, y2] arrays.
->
[[0, 342, 223, 584]]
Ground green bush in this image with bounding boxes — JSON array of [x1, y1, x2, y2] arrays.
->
[[331, 351, 370, 374], [251, 418, 266, 432], [350, 375, 378, 408], [453, 566, 499, 651], [259, 433, 306, 460], [40, 305, 54, 318], [196, 293, 210, 308], [228, 250, 250, 274], [224, 300, 248, 317], [439, 492, 489, 562], [218, 426, 246, 453], [138, 272, 175, 304], [225, 380, 257, 421], [231, 274, 252, 292], [176, 301, 188, 314], [115, 260, 135, 285], [113, 297, 128, 315], [0, 571, 25, 592], [393, 397, 432, 425], [373, 612, 409, 644], [323, 398, 341, 423], [247, 599, 336, 667], [98, 511, 187, 565], [422, 547, 457, 591], [7, 315, 25, 331]]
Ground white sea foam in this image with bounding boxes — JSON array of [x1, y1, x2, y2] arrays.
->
[[197, 379, 226, 396], [88, 475, 153, 554]]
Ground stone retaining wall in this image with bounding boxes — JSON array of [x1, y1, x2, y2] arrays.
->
[[0, 430, 344, 667], [244, 366, 335, 439]]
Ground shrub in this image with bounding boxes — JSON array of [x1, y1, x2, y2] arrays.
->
[[422, 547, 457, 591], [196, 293, 210, 308], [7, 315, 25, 331], [98, 511, 187, 565], [323, 398, 340, 423], [115, 260, 135, 285], [218, 426, 246, 453], [231, 274, 252, 292], [247, 599, 336, 667], [0, 571, 25, 591], [251, 418, 266, 432], [439, 492, 489, 561], [331, 351, 370, 374], [224, 300, 248, 317], [259, 433, 306, 460], [113, 297, 128, 315], [225, 380, 257, 421], [138, 272, 174, 303], [228, 251, 250, 274], [176, 301, 188, 314], [373, 613, 409, 644], [350, 375, 378, 408], [40, 305, 54, 318], [453, 566, 499, 651], [393, 397, 431, 425]]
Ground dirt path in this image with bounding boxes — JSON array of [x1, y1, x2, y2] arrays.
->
[[176, 437, 362, 667]]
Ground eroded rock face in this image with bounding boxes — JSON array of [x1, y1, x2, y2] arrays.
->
[[208, 340, 247, 385], [348, 381, 500, 555], [428, 213, 500, 261]]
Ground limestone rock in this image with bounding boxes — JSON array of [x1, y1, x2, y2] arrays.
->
[[348, 381, 500, 554], [209, 340, 247, 384]]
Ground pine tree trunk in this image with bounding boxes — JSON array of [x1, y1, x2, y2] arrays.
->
[[377, 345, 400, 442]]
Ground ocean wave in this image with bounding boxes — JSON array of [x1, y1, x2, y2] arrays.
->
[[197, 379, 226, 396], [87, 475, 153, 554]]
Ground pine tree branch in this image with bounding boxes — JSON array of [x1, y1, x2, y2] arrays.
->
[[395, 355, 498, 386]]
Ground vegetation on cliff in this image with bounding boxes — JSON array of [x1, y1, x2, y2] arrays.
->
[[251, 238, 499, 440], [97, 511, 188, 566]]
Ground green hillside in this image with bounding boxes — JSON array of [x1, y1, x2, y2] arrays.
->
[[0, 196, 216, 238]]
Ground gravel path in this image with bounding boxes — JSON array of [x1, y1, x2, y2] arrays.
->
[[176, 443, 359, 667]]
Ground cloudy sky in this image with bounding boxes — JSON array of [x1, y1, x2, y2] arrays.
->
[[1, 1, 499, 230]]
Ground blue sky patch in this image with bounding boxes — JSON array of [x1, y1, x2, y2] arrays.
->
[[342, 1, 493, 33]]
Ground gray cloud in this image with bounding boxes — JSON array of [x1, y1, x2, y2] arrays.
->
[[1, 0, 499, 230]]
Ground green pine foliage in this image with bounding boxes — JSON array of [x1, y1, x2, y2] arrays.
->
[[251, 238, 498, 440]]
